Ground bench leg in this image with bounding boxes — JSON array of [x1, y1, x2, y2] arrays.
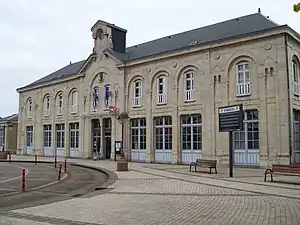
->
[[209, 167, 212, 174], [194, 165, 197, 172], [215, 167, 217, 174], [264, 169, 273, 182]]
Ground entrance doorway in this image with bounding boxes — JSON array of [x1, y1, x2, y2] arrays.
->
[[91, 119, 101, 158], [103, 118, 112, 159]]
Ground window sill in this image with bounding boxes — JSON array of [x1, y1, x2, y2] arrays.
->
[[157, 102, 167, 106], [133, 105, 142, 108], [184, 99, 195, 103], [236, 94, 251, 97]]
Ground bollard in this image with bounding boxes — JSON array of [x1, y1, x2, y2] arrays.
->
[[8, 152, 11, 163], [54, 157, 57, 168], [34, 154, 37, 165], [21, 169, 26, 192], [58, 163, 62, 181], [64, 158, 67, 173]]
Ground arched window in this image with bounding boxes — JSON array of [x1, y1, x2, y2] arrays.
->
[[44, 95, 51, 117], [156, 76, 167, 104], [70, 90, 78, 114], [292, 58, 300, 96], [236, 61, 251, 96], [92, 86, 100, 110], [184, 70, 195, 101], [133, 80, 142, 107], [56, 93, 63, 115], [27, 98, 33, 118], [104, 84, 112, 109]]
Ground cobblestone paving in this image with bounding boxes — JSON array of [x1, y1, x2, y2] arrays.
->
[[3, 158, 300, 224]]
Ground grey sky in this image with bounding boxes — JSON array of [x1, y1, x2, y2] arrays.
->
[[0, 0, 298, 117]]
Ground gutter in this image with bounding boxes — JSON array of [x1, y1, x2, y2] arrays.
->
[[284, 34, 293, 164]]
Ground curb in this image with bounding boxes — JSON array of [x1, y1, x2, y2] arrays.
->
[[71, 163, 118, 189], [0, 160, 54, 164]]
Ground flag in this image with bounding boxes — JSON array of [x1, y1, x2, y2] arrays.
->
[[93, 88, 99, 108], [105, 86, 111, 105]]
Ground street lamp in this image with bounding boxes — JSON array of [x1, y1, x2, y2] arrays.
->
[[116, 112, 130, 161]]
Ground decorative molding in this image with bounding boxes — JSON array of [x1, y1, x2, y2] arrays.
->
[[264, 43, 272, 50], [213, 53, 220, 60], [172, 62, 177, 68]]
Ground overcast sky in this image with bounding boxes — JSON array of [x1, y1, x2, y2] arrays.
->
[[0, 0, 299, 117]]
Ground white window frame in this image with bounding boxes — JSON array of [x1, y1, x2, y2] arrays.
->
[[26, 126, 33, 148], [43, 125, 52, 148], [56, 124, 65, 148], [157, 76, 167, 105], [69, 122, 79, 149], [133, 80, 142, 107], [236, 62, 251, 96], [27, 99, 33, 118], [91, 86, 100, 111], [57, 94, 63, 115], [104, 84, 111, 109], [293, 59, 300, 96], [184, 71, 195, 101], [44, 96, 51, 116], [70, 91, 78, 114]]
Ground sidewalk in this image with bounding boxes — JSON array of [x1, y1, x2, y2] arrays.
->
[[1, 156, 300, 225]]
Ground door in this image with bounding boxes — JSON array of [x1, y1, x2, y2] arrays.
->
[[233, 110, 259, 166], [91, 119, 101, 159], [180, 114, 202, 165], [26, 126, 33, 155], [154, 116, 172, 163], [105, 136, 111, 159], [131, 118, 146, 162], [43, 125, 53, 157]]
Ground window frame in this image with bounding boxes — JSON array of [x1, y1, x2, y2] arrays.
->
[[44, 96, 51, 116], [27, 99, 33, 118], [56, 124, 65, 148], [156, 76, 167, 105], [184, 70, 195, 102], [70, 90, 78, 114], [133, 80, 142, 107], [43, 124, 52, 148], [235, 61, 251, 96]]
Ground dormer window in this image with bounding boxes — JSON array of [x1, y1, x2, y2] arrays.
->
[[44, 96, 51, 117], [27, 99, 32, 118], [157, 76, 167, 105], [184, 71, 195, 101], [57, 93, 63, 115], [133, 80, 142, 107]]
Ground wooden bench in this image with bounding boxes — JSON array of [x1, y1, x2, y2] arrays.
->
[[264, 164, 300, 182], [189, 159, 217, 174], [0, 151, 8, 160]]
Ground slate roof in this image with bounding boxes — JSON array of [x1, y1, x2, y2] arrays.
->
[[0, 114, 18, 123], [18, 12, 282, 91]]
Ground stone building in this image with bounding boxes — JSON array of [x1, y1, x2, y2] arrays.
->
[[0, 114, 18, 154], [16, 11, 300, 167]]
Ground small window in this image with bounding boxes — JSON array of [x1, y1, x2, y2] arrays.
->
[[70, 91, 78, 113], [133, 80, 142, 107], [236, 62, 251, 96], [27, 99, 32, 118], [44, 96, 51, 116], [157, 76, 167, 104], [57, 94, 63, 115], [184, 71, 195, 101]]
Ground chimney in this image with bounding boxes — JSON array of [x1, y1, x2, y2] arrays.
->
[[258, 8, 261, 13], [69, 61, 72, 65]]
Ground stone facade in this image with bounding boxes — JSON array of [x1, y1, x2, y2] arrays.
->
[[16, 16, 300, 167]]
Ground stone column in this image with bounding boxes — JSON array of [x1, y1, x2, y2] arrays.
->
[[146, 110, 153, 163], [172, 110, 179, 164], [51, 121, 56, 157], [111, 116, 116, 160], [99, 118, 104, 159], [79, 117, 85, 158], [64, 121, 69, 158]]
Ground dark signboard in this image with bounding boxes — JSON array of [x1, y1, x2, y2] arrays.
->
[[218, 104, 243, 132]]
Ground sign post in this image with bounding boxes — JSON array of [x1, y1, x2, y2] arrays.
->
[[218, 104, 243, 178]]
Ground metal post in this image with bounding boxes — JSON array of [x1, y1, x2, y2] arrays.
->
[[21, 169, 26, 192], [8, 152, 11, 163], [120, 122, 124, 160], [34, 154, 37, 165], [229, 131, 234, 178], [58, 163, 62, 181], [54, 156, 57, 168], [64, 158, 67, 173]]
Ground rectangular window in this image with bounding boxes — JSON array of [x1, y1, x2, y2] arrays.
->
[[133, 81, 142, 106], [157, 77, 167, 104], [43, 125, 52, 147], [56, 124, 65, 148], [184, 72, 195, 101], [131, 118, 146, 149], [154, 116, 172, 150], [181, 114, 202, 150], [69, 122, 79, 148], [236, 62, 251, 96], [26, 126, 33, 147]]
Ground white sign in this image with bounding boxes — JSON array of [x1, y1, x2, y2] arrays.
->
[[219, 106, 240, 114]]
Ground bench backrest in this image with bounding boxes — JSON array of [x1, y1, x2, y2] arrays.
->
[[196, 159, 217, 165], [272, 164, 300, 173]]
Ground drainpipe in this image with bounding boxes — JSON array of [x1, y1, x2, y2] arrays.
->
[[284, 34, 293, 165]]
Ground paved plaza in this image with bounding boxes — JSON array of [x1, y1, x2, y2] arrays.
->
[[1, 156, 300, 225]]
